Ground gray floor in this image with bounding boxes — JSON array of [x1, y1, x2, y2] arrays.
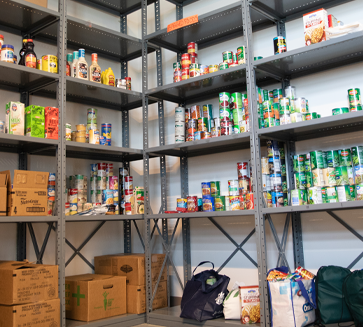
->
[[134, 325, 162, 327]]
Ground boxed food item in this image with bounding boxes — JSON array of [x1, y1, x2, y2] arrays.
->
[[94, 253, 166, 285], [44, 106, 59, 139], [127, 280, 167, 314], [25, 105, 45, 138], [131, 186, 144, 214], [328, 14, 338, 28], [0, 172, 8, 216], [5, 101, 25, 135], [303, 9, 329, 46], [25, 0, 47, 8], [65, 274, 126, 322], [1, 170, 49, 216], [239, 285, 260, 324], [0, 260, 58, 305], [0, 298, 60, 327]]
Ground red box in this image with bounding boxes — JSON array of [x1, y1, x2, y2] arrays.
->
[[45, 107, 59, 139]]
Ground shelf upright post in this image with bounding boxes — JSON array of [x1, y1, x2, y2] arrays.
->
[[242, 0, 268, 325], [286, 141, 305, 267], [56, 0, 67, 324]]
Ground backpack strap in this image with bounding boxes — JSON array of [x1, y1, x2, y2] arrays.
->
[[297, 279, 317, 309]]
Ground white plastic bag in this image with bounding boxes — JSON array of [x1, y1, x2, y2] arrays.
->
[[269, 279, 316, 327], [326, 23, 362, 39], [223, 282, 245, 320]]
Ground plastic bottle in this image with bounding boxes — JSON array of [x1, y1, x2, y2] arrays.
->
[[67, 53, 73, 68], [89, 53, 101, 83], [76, 48, 88, 80], [66, 58, 71, 76], [18, 39, 27, 66], [103, 67, 115, 87], [24, 39, 37, 69], [72, 51, 78, 78]]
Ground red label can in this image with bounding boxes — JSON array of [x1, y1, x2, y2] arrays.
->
[[190, 53, 198, 64], [187, 196, 198, 211], [221, 119, 230, 136], [174, 70, 182, 83], [182, 68, 189, 80], [181, 53, 191, 68], [237, 162, 249, 179], [187, 42, 198, 54], [245, 192, 254, 210]]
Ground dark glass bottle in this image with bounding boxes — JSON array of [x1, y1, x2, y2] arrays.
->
[[18, 39, 27, 66], [24, 39, 37, 69]]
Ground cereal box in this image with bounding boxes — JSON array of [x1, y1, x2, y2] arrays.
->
[[25, 105, 45, 138], [44, 106, 59, 139], [303, 9, 329, 46], [5, 102, 24, 135], [239, 285, 260, 324]]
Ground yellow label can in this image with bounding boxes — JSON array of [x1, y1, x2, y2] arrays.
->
[[42, 55, 58, 73]]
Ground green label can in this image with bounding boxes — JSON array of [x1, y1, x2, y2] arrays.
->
[[264, 117, 275, 128], [312, 169, 325, 187], [321, 187, 327, 203], [215, 196, 225, 211], [337, 185, 354, 202], [356, 184, 363, 201], [294, 154, 306, 172], [233, 109, 244, 127], [322, 151, 328, 168], [262, 89, 269, 102], [222, 51, 233, 63], [305, 154, 311, 172], [291, 189, 307, 206], [339, 149, 352, 167], [219, 107, 231, 120], [335, 166, 349, 186], [350, 185, 356, 200], [326, 150, 340, 168], [237, 46, 245, 64], [219, 62, 229, 70], [354, 165, 363, 184], [294, 172, 307, 190], [326, 186, 338, 203], [219, 92, 230, 107], [311, 112, 318, 119], [306, 171, 314, 188], [332, 107, 349, 115], [351, 146, 363, 166], [310, 150, 324, 170], [308, 186, 323, 204], [273, 89, 283, 102], [231, 93, 243, 109], [348, 88, 362, 111], [323, 167, 336, 187], [347, 166, 354, 185], [210, 181, 221, 197]]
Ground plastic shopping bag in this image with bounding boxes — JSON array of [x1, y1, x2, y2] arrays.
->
[[269, 279, 316, 327], [223, 282, 245, 320]]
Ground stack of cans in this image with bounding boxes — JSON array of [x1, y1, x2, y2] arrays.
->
[[87, 108, 99, 144], [175, 107, 185, 143], [262, 141, 288, 207], [237, 162, 254, 210], [47, 173, 56, 216], [67, 174, 88, 214]]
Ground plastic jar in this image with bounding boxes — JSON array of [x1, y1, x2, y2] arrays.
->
[[1, 44, 14, 63], [0, 35, 4, 54]]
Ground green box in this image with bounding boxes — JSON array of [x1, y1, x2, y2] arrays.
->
[[25, 105, 45, 138]]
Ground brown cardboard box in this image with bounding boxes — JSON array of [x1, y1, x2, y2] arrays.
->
[[65, 274, 126, 322], [0, 298, 60, 327], [1, 170, 49, 216], [0, 260, 58, 305], [25, 0, 48, 8], [94, 253, 167, 285], [127, 280, 167, 314], [0, 172, 8, 216]]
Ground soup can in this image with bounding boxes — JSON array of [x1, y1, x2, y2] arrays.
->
[[222, 51, 233, 63], [209, 64, 218, 73], [237, 46, 245, 64], [189, 63, 200, 77], [177, 198, 187, 209], [191, 105, 201, 119], [219, 62, 229, 70], [190, 52, 198, 64], [202, 195, 215, 212], [210, 181, 220, 197], [228, 180, 239, 196], [101, 123, 112, 146], [182, 68, 189, 80], [238, 162, 249, 179], [181, 53, 191, 68], [214, 196, 225, 211], [187, 196, 198, 212], [200, 65, 209, 75], [201, 182, 211, 196], [187, 42, 198, 54]]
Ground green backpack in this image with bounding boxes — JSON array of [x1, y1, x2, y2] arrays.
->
[[316, 266, 353, 324], [343, 270, 363, 327]]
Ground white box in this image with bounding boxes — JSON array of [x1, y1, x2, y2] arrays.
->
[[303, 9, 329, 46]]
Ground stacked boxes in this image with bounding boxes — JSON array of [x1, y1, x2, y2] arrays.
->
[[0, 261, 60, 327], [5, 101, 25, 135]]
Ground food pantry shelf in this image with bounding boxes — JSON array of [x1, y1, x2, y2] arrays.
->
[[66, 214, 144, 222], [255, 31, 363, 84], [66, 313, 145, 327], [146, 65, 246, 104], [146, 132, 251, 157], [147, 210, 254, 219], [0, 0, 59, 33], [65, 142, 144, 162], [0, 216, 59, 223], [258, 110, 363, 142], [149, 307, 262, 327], [263, 200, 363, 214], [0, 134, 58, 154]]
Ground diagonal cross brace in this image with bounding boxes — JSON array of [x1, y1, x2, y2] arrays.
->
[[267, 214, 290, 272], [208, 217, 258, 270], [27, 223, 53, 264], [327, 210, 363, 269], [277, 213, 290, 268], [133, 220, 145, 250]]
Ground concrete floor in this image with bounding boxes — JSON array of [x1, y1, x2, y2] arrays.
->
[[134, 325, 162, 327]]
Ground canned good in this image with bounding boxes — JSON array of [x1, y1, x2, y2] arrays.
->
[[209, 64, 218, 73], [356, 184, 363, 200], [285, 86, 296, 100], [261, 157, 269, 175], [273, 89, 283, 103], [175, 121, 185, 135], [351, 146, 363, 166], [308, 187, 323, 204], [353, 165, 363, 184], [201, 182, 211, 196], [291, 189, 307, 206], [199, 65, 209, 75], [187, 196, 198, 211], [325, 186, 338, 203], [177, 198, 187, 209], [202, 195, 215, 212], [190, 53, 198, 64], [273, 36, 286, 55], [238, 162, 249, 179], [181, 53, 191, 68], [306, 171, 314, 188], [219, 62, 229, 70], [294, 154, 306, 172], [339, 149, 352, 167], [101, 123, 112, 146], [237, 46, 245, 64], [42, 55, 58, 73], [305, 154, 312, 172], [326, 150, 340, 168], [335, 166, 349, 186], [228, 180, 239, 196], [239, 178, 250, 195], [210, 181, 220, 197], [182, 68, 189, 80], [228, 195, 239, 210], [189, 63, 200, 78], [69, 189, 78, 204], [323, 167, 336, 187], [190, 105, 201, 119], [272, 191, 287, 207], [222, 51, 233, 64], [337, 185, 355, 202], [310, 150, 323, 170], [264, 117, 275, 128], [198, 117, 209, 132], [214, 196, 225, 211], [194, 131, 202, 140], [187, 42, 198, 54], [294, 172, 307, 190], [348, 88, 362, 111], [332, 107, 349, 115], [174, 70, 182, 82]]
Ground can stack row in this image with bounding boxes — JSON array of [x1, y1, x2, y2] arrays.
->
[[47, 173, 56, 216], [67, 175, 89, 215], [291, 146, 363, 205], [262, 141, 288, 207]]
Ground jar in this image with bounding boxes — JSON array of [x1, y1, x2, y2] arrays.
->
[[1, 44, 14, 63], [0, 35, 4, 55]]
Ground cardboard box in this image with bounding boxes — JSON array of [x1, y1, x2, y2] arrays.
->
[[127, 280, 167, 314], [94, 253, 167, 285], [0, 172, 8, 216], [303, 9, 329, 46], [45, 106, 59, 140], [0, 298, 60, 327], [65, 274, 126, 322], [0, 261, 58, 305], [3, 170, 49, 216], [25, 105, 45, 138], [25, 0, 48, 8], [5, 101, 24, 135]]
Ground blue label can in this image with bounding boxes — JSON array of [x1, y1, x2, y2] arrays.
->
[[202, 195, 215, 212], [101, 123, 112, 146]]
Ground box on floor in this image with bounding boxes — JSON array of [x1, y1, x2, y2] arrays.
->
[[65, 274, 126, 322]]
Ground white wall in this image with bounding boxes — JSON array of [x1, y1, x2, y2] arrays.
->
[[0, 0, 362, 299]]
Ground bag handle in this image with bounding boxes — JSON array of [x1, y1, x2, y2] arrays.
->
[[193, 261, 214, 274], [297, 279, 317, 309]]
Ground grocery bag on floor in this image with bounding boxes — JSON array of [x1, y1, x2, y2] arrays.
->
[[223, 282, 245, 319], [315, 265, 352, 324], [180, 261, 230, 321], [268, 268, 316, 327], [343, 269, 363, 327]]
